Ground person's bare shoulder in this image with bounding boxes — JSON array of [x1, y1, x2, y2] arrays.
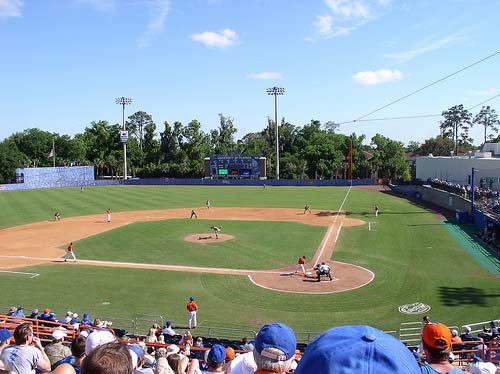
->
[[52, 363, 76, 374]]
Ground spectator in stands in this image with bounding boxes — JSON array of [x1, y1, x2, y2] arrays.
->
[[38, 308, 51, 321], [229, 351, 256, 374], [460, 325, 481, 342], [451, 329, 463, 345], [179, 331, 192, 348], [162, 322, 175, 336], [28, 309, 39, 319], [253, 323, 296, 374], [63, 311, 73, 324], [223, 347, 235, 373], [44, 329, 72, 369], [239, 337, 254, 351], [420, 323, 464, 373], [14, 307, 25, 318], [52, 335, 87, 374], [153, 348, 173, 374], [85, 330, 116, 356], [193, 337, 204, 349], [81, 341, 132, 374], [129, 344, 154, 374], [6, 306, 17, 316], [479, 321, 499, 342], [0, 328, 13, 372], [0, 322, 51, 374], [166, 352, 199, 374], [468, 357, 498, 374], [146, 328, 158, 353], [423, 315, 432, 325], [295, 325, 421, 374], [80, 313, 93, 326], [202, 344, 226, 373]]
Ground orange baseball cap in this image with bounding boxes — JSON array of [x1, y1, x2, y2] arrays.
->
[[225, 347, 235, 361], [422, 323, 451, 349]]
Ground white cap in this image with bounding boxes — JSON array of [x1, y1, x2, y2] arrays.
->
[[469, 362, 498, 374], [85, 330, 116, 354], [166, 344, 180, 356], [52, 329, 67, 340]]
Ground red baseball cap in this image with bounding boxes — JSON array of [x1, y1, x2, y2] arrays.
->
[[422, 323, 451, 349]]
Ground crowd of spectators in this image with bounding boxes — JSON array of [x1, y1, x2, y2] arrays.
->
[[1, 306, 499, 374], [430, 178, 500, 202]]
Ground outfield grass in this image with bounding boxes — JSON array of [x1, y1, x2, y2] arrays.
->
[[0, 185, 498, 335]]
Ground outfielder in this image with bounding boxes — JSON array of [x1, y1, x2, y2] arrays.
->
[[65, 242, 76, 262], [186, 296, 198, 329]]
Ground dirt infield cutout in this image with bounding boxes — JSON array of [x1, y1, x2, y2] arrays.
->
[[0, 207, 373, 294]]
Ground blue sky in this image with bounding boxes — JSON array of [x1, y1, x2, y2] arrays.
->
[[1, 0, 499, 146]]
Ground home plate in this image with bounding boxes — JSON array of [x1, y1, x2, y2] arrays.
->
[[305, 272, 312, 275]]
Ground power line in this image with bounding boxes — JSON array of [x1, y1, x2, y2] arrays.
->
[[350, 49, 500, 122], [336, 93, 500, 126], [467, 92, 500, 111]]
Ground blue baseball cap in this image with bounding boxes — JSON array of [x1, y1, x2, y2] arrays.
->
[[295, 325, 421, 374], [208, 344, 226, 364], [189, 296, 195, 301], [255, 323, 296, 361], [0, 328, 13, 342]]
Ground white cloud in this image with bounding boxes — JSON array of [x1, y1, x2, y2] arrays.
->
[[312, 0, 390, 39], [384, 33, 465, 62], [191, 28, 239, 48], [314, 14, 333, 36], [246, 72, 283, 80], [352, 69, 403, 85], [137, 0, 170, 48], [324, 0, 371, 20], [0, 0, 23, 18], [472, 88, 498, 97]]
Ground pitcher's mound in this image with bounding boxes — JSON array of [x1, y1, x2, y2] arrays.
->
[[185, 233, 234, 243]]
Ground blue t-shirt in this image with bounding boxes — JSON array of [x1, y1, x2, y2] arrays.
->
[[420, 364, 464, 374]]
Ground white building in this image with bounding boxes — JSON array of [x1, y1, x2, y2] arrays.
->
[[416, 143, 500, 188]]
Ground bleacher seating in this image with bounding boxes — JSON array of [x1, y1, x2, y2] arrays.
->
[[1, 313, 499, 371]]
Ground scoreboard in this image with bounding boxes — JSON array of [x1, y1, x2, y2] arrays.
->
[[205, 155, 265, 179]]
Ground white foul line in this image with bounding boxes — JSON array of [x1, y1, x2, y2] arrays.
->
[[0, 270, 40, 278], [313, 184, 352, 268]]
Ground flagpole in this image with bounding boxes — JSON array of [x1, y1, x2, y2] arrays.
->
[[52, 138, 55, 167]]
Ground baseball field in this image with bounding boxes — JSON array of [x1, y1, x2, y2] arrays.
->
[[0, 185, 498, 336]]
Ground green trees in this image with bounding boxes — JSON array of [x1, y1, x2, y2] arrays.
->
[[4, 103, 498, 182], [371, 134, 410, 180], [473, 106, 499, 144], [439, 105, 473, 154]]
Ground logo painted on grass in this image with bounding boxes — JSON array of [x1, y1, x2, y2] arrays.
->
[[398, 302, 431, 314]]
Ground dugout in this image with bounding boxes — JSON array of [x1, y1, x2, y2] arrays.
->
[[204, 156, 266, 179]]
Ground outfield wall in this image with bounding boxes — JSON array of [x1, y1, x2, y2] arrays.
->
[[1, 178, 375, 191], [124, 178, 376, 187]]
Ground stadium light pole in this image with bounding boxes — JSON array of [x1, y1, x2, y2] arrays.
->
[[115, 97, 132, 180], [266, 87, 285, 179]]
